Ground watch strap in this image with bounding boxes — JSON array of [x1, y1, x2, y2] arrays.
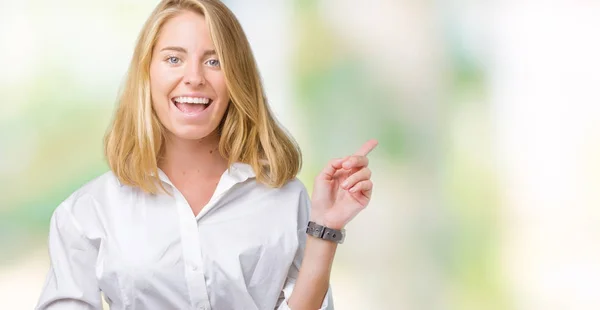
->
[[306, 221, 345, 244]]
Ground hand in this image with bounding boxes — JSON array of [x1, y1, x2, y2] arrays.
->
[[310, 139, 378, 230]]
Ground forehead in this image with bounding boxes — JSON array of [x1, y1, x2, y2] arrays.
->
[[155, 10, 214, 50]]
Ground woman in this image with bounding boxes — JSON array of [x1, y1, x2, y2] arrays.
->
[[36, 0, 376, 309]]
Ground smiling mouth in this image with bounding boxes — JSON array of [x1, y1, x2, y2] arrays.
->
[[171, 96, 213, 114]]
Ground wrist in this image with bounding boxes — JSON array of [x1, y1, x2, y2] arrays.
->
[[310, 215, 345, 231], [310, 203, 346, 230], [306, 221, 346, 244]]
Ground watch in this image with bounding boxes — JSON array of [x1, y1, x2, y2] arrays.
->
[[306, 221, 346, 244]]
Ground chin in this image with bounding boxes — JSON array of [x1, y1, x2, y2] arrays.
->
[[169, 124, 218, 141]]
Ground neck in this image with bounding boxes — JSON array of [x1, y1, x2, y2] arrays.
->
[[159, 131, 228, 180]]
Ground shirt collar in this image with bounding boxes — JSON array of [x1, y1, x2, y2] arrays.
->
[[228, 162, 257, 181], [156, 162, 256, 187], [115, 162, 257, 189]]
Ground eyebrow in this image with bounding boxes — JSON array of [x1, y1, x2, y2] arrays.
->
[[159, 46, 216, 57]]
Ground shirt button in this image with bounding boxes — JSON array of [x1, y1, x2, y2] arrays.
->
[[191, 264, 198, 271]]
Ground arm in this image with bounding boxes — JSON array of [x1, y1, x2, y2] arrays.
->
[[286, 139, 378, 310], [287, 235, 337, 309], [36, 198, 102, 310], [276, 188, 334, 310]]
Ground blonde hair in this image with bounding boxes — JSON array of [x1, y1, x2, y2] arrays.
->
[[104, 0, 301, 194]]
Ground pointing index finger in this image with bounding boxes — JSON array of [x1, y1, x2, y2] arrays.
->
[[354, 139, 379, 157]]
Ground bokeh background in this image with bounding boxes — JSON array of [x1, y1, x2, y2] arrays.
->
[[2, 0, 600, 309]]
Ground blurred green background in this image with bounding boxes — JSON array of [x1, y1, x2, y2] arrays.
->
[[2, 0, 600, 309]]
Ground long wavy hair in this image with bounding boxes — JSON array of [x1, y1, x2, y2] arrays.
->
[[104, 0, 301, 194]]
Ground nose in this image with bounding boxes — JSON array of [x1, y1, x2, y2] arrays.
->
[[183, 62, 205, 86]]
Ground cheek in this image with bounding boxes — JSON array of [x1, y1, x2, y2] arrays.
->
[[150, 63, 178, 101], [208, 72, 229, 101]]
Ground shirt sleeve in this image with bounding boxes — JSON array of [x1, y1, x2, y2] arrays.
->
[[276, 184, 335, 310], [36, 197, 102, 310]]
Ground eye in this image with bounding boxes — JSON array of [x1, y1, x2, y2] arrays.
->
[[205, 59, 220, 67], [166, 56, 181, 64]]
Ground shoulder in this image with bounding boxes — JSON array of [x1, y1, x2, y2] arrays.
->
[[239, 177, 310, 212], [241, 177, 311, 232], [277, 178, 312, 230], [279, 177, 309, 195], [75, 170, 121, 195], [262, 177, 311, 216], [59, 170, 120, 208], [52, 170, 124, 231], [251, 177, 309, 203]]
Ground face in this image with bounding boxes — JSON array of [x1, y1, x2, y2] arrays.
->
[[149, 10, 229, 141]]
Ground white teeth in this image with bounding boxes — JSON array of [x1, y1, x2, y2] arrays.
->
[[173, 96, 210, 104]]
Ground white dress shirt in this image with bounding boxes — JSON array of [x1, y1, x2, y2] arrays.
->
[[36, 162, 333, 309]]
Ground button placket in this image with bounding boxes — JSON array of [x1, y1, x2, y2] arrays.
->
[[174, 190, 211, 308], [167, 167, 249, 310]]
